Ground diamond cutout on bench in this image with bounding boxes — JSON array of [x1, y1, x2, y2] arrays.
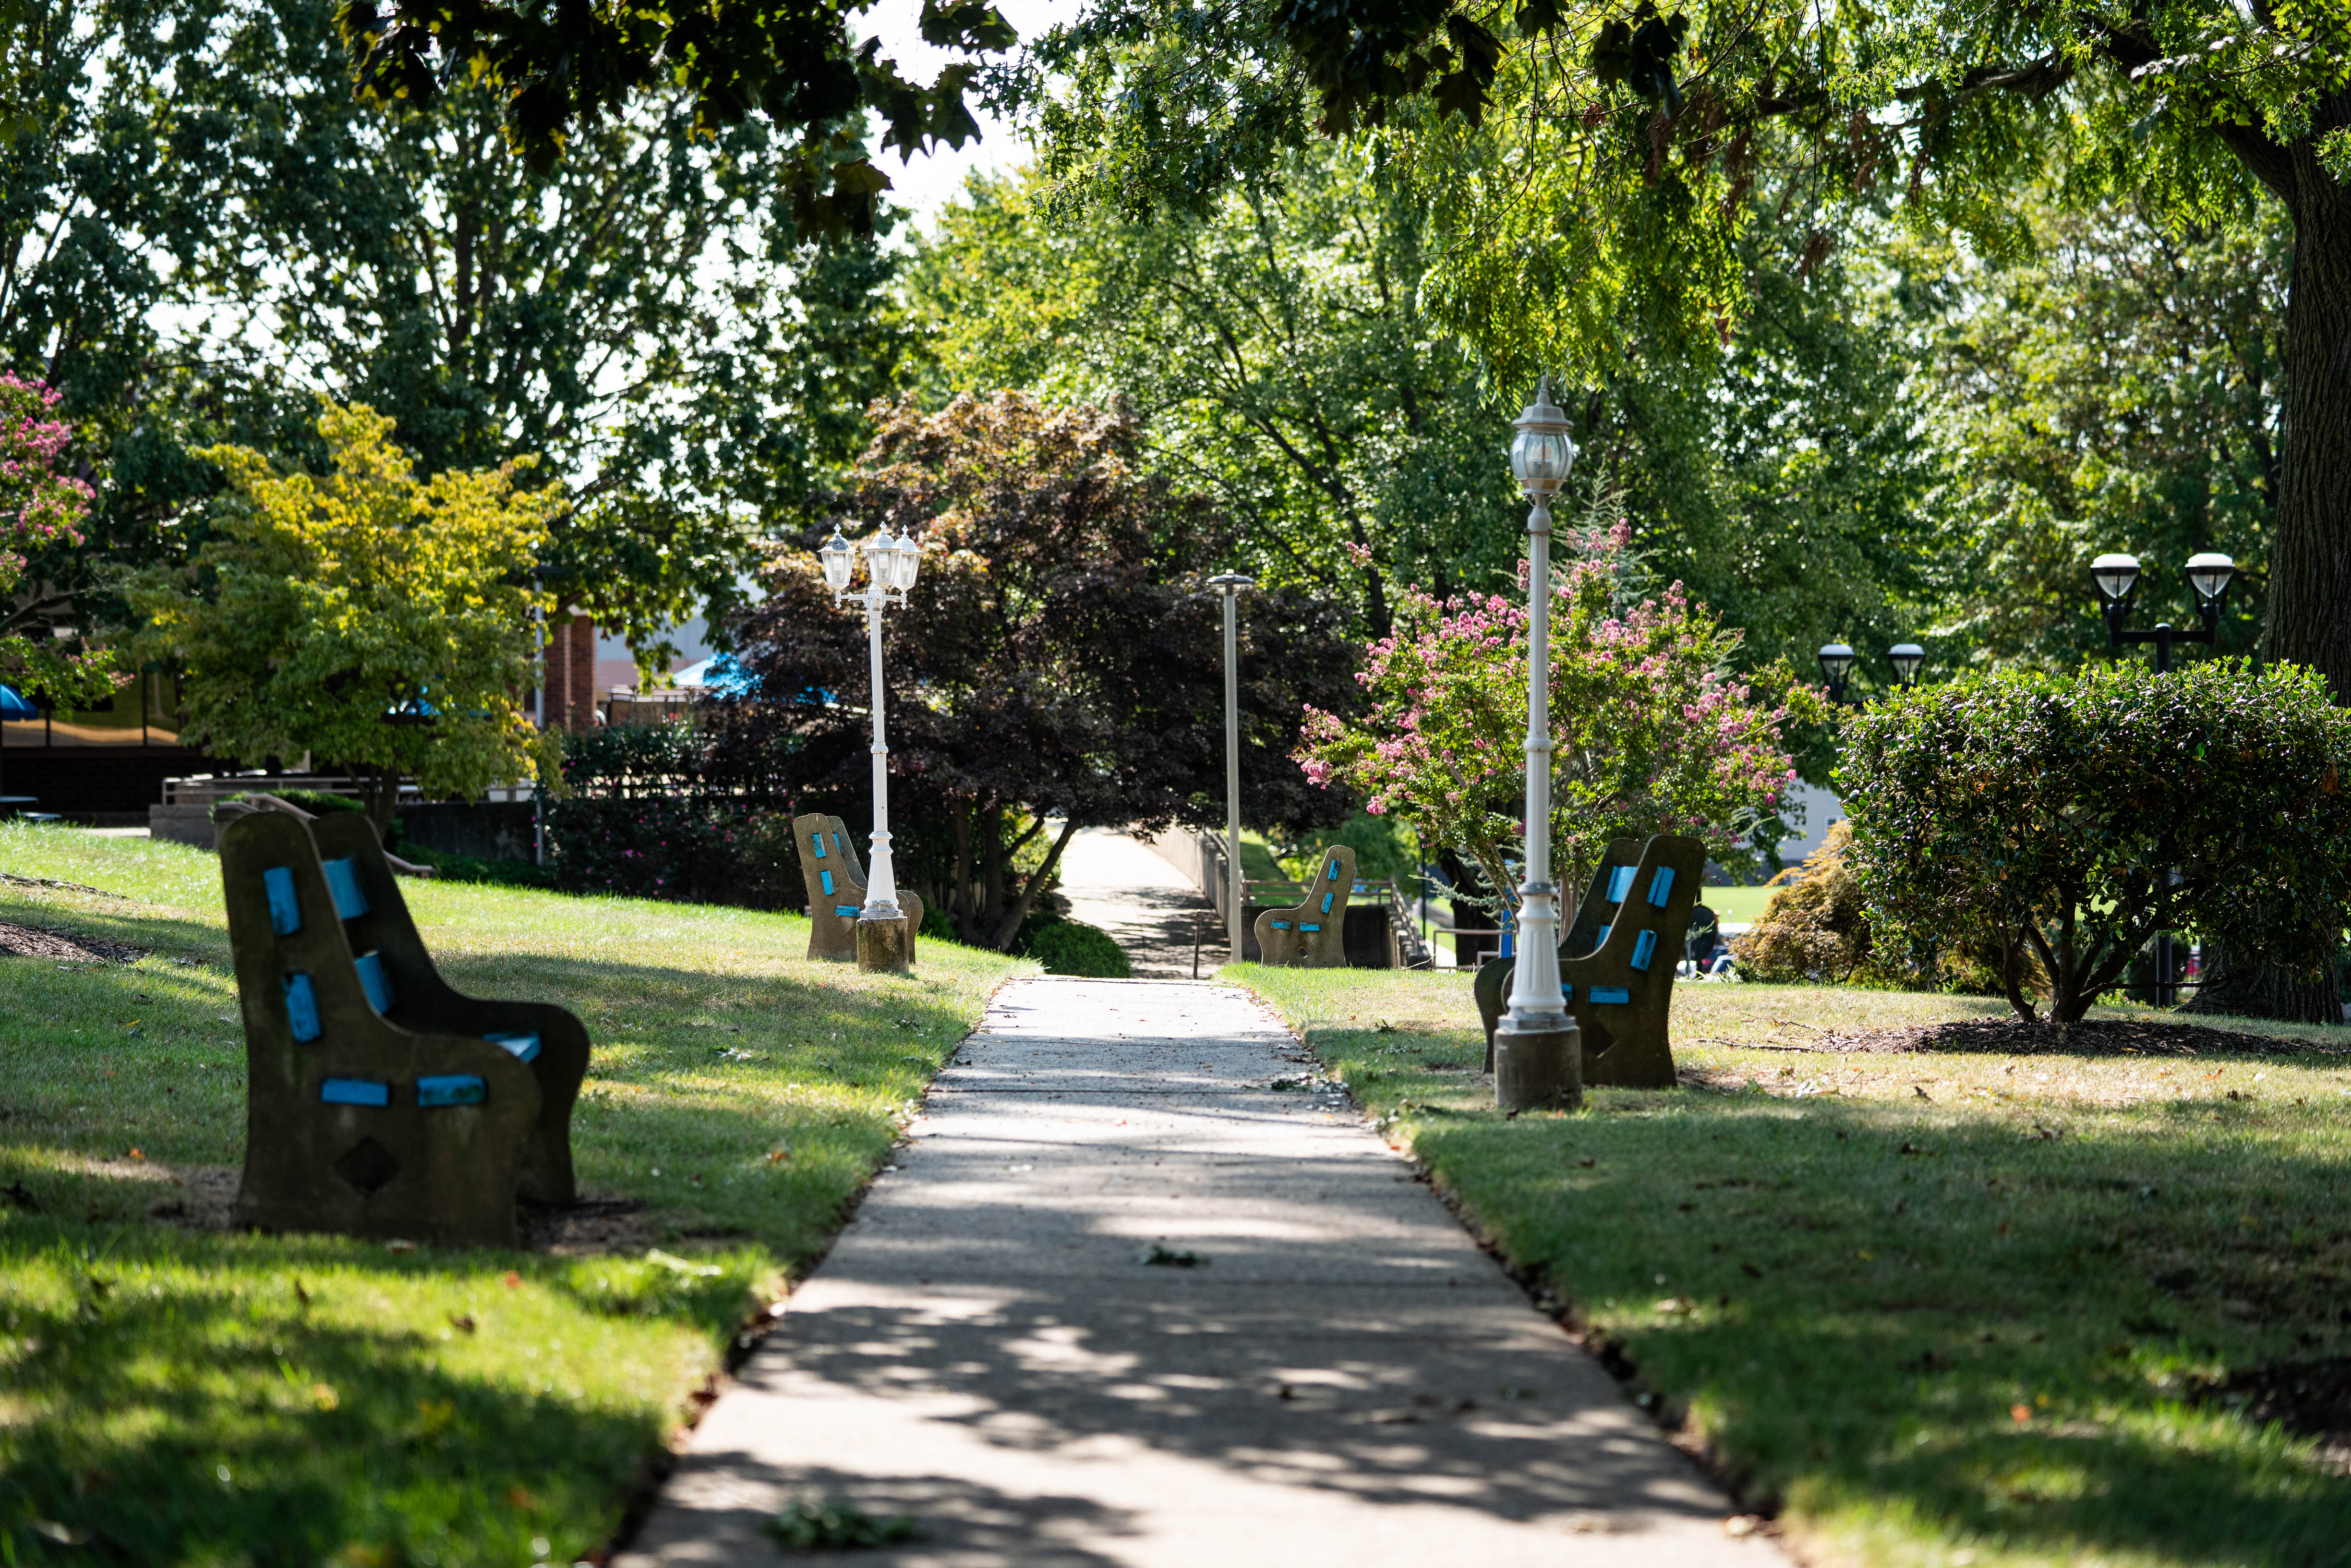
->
[[334, 1136, 400, 1196]]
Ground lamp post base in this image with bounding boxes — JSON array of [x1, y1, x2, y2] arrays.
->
[[856, 916, 914, 975], [1494, 1022, 1581, 1111]]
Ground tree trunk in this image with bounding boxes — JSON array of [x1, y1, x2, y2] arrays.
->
[[2181, 935, 2340, 1025], [2262, 112, 2351, 700], [2202, 97, 2351, 1018], [359, 765, 400, 840]]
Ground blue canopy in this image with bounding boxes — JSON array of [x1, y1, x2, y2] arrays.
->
[[669, 654, 756, 696], [0, 685, 38, 722]]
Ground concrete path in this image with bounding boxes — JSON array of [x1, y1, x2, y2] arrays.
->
[[1053, 828, 1216, 978], [617, 978, 1773, 1567]]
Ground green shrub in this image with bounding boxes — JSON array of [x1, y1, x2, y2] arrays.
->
[[398, 842, 553, 889], [1021, 917, 1131, 978], [1736, 821, 2037, 997], [221, 786, 365, 819], [1839, 659, 2351, 1023]]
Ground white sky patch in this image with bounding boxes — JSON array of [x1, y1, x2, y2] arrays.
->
[[853, 0, 1071, 229]]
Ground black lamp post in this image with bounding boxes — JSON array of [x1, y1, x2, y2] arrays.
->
[[2090, 550, 2236, 1006], [1817, 643, 1858, 707], [2090, 551, 2236, 672], [1821, 642, 1927, 705], [1888, 643, 1925, 691]]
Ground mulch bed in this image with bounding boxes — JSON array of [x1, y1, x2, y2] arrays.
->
[[0, 918, 146, 964], [1800, 1017, 2348, 1059], [2199, 1358, 2351, 1471]]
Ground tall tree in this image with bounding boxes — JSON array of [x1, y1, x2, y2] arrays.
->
[[1020, 1, 2351, 700], [906, 148, 1933, 688], [124, 402, 559, 829], [1905, 196, 2289, 670], [5, 0, 914, 676]]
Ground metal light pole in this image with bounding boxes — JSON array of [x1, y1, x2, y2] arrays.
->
[[1207, 573, 1253, 964], [1493, 379, 1580, 1111], [2089, 550, 2237, 1005], [821, 524, 922, 973]]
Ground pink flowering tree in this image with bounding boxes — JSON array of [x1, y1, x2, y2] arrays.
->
[[1296, 525, 1820, 920], [0, 375, 118, 705]]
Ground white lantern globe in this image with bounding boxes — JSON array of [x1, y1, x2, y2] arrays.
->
[[819, 528, 856, 593], [2090, 552, 2142, 604], [2185, 552, 2236, 605], [1508, 376, 1577, 500]]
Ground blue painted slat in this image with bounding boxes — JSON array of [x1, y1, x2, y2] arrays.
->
[[417, 1075, 486, 1108], [1298, 923, 1321, 932], [321, 856, 370, 919], [263, 866, 302, 935], [353, 951, 394, 1014], [1562, 985, 1574, 1002], [283, 973, 321, 1041], [1647, 867, 1676, 907], [485, 1031, 542, 1063], [810, 833, 827, 858], [834, 905, 862, 917], [1606, 865, 1636, 904], [1326, 859, 1340, 881], [1591, 986, 1631, 1004], [820, 869, 834, 895], [1320, 892, 1335, 914], [1271, 920, 1290, 930], [320, 1077, 389, 1107], [1629, 929, 1658, 972], [1595, 924, 1611, 947]]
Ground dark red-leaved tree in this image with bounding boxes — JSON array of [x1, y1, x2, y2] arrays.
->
[[721, 391, 1358, 950]]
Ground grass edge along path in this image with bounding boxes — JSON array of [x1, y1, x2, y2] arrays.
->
[[1230, 964, 2351, 1568], [0, 823, 1029, 1567]]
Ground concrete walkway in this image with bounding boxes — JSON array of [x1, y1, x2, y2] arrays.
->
[[617, 978, 1773, 1567], [1053, 829, 1216, 978]]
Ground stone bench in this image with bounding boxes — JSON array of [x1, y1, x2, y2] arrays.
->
[[220, 810, 591, 1246], [1472, 833, 1706, 1088], [1251, 845, 1357, 967]]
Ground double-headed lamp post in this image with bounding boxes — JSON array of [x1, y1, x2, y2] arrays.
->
[[1493, 378, 1581, 1111], [820, 523, 923, 973], [2091, 551, 2236, 672], [1819, 642, 1928, 705], [2088, 549, 2237, 1005]]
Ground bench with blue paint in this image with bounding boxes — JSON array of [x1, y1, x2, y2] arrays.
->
[[221, 809, 592, 1246], [1251, 845, 1357, 967], [792, 812, 922, 963], [1472, 833, 1706, 1089]]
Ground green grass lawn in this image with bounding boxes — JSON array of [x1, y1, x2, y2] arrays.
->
[[1697, 883, 1779, 922], [1232, 965, 2351, 1568], [0, 823, 1027, 1567]]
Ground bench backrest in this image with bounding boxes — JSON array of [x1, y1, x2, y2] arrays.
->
[[1253, 844, 1357, 967], [219, 810, 540, 1244]]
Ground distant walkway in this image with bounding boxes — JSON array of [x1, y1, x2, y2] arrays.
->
[[616, 977, 1775, 1567], [1053, 828, 1215, 978]]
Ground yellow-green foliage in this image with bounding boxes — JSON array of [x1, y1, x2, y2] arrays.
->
[[1734, 822, 1876, 984], [128, 403, 562, 804], [1736, 823, 2023, 997]]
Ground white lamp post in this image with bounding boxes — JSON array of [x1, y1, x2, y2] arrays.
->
[[1206, 572, 1254, 965], [1493, 377, 1581, 1111], [822, 522, 922, 972]]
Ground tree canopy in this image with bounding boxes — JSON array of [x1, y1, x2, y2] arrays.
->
[[125, 403, 559, 827], [1018, 0, 2351, 691]]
